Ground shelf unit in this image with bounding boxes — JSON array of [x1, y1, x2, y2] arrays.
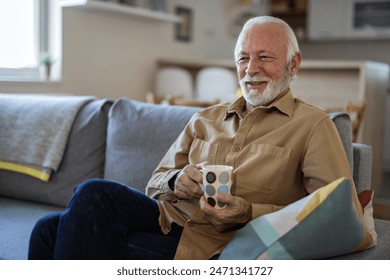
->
[[270, 0, 308, 40], [60, 0, 182, 23]]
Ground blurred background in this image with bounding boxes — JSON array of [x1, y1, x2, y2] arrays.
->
[[1, 0, 390, 216]]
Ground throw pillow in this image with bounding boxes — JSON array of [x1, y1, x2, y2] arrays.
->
[[358, 189, 377, 248], [219, 177, 376, 260]]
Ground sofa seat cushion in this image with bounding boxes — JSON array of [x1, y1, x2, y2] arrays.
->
[[0, 99, 112, 207], [104, 99, 201, 192], [0, 197, 64, 260]]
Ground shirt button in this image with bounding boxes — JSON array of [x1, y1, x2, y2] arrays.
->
[[232, 145, 240, 152], [188, 221, 195, 228]]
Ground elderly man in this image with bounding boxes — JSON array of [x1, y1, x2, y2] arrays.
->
[[28, 16, 352, 260]]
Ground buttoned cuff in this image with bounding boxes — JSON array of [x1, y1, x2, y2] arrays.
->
[[162, 170, 181, 193]]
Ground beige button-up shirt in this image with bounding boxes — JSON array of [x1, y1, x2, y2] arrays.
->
[[146, 89, 352, 259]]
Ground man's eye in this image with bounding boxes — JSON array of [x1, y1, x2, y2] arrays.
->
[[259, 56, 272, 61], [238, 57, 249, 63]]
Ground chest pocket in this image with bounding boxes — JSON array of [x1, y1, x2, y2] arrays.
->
[[188, 138, 219, 165], [236, 144, 292, 194]]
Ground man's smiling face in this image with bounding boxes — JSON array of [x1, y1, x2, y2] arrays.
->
[[235, 23, 296, 108]]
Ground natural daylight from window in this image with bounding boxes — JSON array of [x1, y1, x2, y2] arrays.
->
[[0, 0, 52, 81]]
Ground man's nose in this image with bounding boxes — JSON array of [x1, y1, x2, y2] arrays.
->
[[246, 58, 262, 76]]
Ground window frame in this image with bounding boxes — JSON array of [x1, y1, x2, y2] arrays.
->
[[0, 0, 51, 81]]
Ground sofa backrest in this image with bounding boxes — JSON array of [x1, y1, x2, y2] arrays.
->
[[104, 99, 362, 195], [0, 99, 112, 207], [104, 100, 358, 194], [0, 97, 361, 207], [104, 99, 201, 192]]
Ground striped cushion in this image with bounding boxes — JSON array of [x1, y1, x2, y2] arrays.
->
[[219, 177, 376, 260]]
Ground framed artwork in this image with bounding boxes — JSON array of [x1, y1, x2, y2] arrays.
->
[[175, 6, 192, 42]]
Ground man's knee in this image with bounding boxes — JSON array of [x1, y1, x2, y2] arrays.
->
[[73, 178, 114, 196], [71, 179, 130, 206]]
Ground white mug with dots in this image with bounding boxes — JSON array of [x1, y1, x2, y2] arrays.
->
[[202, 165, 233, 209]]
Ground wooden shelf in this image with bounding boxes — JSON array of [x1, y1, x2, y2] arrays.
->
[[60, 0, 182, 23]]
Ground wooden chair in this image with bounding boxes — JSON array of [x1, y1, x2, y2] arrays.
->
[[345, 101, 366, 142], [166, 96, 220, 107], [146, 92, 220, 108], [145, 91, 162, 104], [150, 67, 194, 104], [196, 67, 238, 103]]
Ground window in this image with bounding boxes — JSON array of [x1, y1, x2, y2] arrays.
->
[[0, 0, 53, 81]]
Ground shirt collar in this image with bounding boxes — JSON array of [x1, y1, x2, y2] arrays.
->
[[224, 89, 295, 120]]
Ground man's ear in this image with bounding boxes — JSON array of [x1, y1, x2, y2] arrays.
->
[[290, 52, 302, 77]]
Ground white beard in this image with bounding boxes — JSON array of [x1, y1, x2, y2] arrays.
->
[[240, 64, 291, 107]]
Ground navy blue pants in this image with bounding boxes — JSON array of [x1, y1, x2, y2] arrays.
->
[[28, 179, 183, 260]]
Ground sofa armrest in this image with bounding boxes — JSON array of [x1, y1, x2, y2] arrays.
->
[[352, 143, 372, 193]]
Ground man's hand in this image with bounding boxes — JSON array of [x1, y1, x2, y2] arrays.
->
[[200, 193, 252, 232], [173, 163, 206, 199]]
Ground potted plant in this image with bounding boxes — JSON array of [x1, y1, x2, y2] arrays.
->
[[39, 52, 53, 80]]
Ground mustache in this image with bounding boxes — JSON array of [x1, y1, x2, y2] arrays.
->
[[240, 75, 271, 83]]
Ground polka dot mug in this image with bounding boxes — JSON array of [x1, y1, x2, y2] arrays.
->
[[201, 165, 233, 209]]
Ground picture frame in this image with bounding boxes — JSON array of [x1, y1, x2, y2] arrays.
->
[[175, 6, 192, 42]]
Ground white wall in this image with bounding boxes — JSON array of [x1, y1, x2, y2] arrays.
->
[[61, 7, 170, 100]]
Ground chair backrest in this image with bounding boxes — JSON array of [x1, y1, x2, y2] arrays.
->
[[330, 112, 353, 169], [195, 67, 238, 103], [345, 101, 366, 142], [154, 67, 194, 100]]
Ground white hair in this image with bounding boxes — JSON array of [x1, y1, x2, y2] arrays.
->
[[234, 16, 300, 61]]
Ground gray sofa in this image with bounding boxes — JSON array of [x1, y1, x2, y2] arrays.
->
[[0, 96, 389, 260]]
